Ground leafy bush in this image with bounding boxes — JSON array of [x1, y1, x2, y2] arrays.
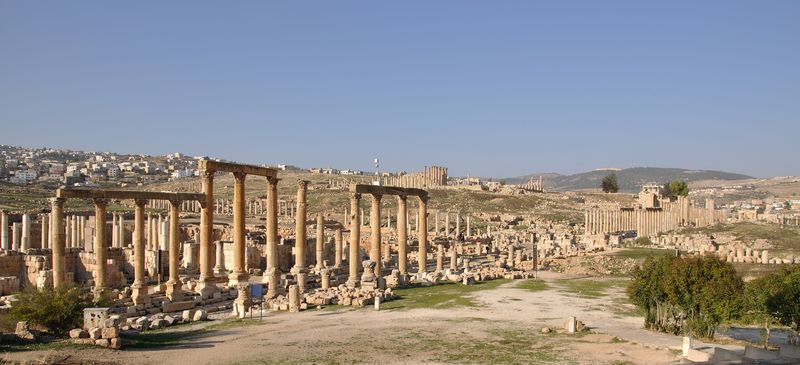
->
[[766, 266, 800, 344], [9, 284, 96, 336], [628, 255, 744, 339], [634, 236, 653, 245]]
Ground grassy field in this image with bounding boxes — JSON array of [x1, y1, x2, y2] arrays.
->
[[514, 279, 548, 292], [611, 248, 677, 260], [381, 279, 511, 310], [555, 277, 631, 299], [680, 222, 800, 254]]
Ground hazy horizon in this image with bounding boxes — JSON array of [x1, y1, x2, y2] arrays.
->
[[2, 1, 798, 178]]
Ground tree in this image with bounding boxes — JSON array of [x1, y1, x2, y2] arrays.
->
[[744, 269, 787, 348], [601, 173, 619, 193], [628, 255, 744, 339], [767, 266, 800, 344], [663, 181, 689, 197]]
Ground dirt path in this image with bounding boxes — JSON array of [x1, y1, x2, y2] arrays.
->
[[3, 272, 721, 365]]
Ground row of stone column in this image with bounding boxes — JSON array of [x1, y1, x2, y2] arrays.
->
[[339, 206, 470, 239], [584, 208, 637, 235], [0, 211, 35, 251], [148, 199, 201, 213], [434, 210, 471, 238], [50, 196, 189, 303], [0, 211, 91, 251]]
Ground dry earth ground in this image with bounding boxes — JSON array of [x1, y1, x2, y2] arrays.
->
[[1, 272, 712, 365]]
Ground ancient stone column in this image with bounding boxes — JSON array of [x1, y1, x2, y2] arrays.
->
[[132, 199, 149, 305], [321, 268, 330, 289], [370, 194, 382, 277], [397, 195, 408, 275], [72, 215, 79, 248], [51, 198, 66, 287], [264, 177, 280, 298], [334, 228, 343, 268], [21, 213, 30, 251], [455, 212, 460, 238], [64, 215, 72, 248], [160, 217, 169, 251], [118, 213, 125, 247], [197, 169, 215, 297], [450, 245, 457, 271], [229, 172, 248, 286], [288, 284, 300, 312], [418, 196, 429, 274], [93, 198, 109, 297], [11, 222, 20, 251], [315, 213, 324, 271], [40, 214, 48, 250], [466, 214, 471, 237], [214, 241, 226, 274], [434, 211, 439, 234], [293, 180, 309, 292], [347, 193, 361, 288], [165, 200, 183, 301], [445, 213, 450, 237], [112, 213, 118, 248], [436, 243, 443, 272], [0, 211, 8, 250]]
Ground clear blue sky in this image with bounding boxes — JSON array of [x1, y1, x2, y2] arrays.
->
[[1, 1, 798, 178]]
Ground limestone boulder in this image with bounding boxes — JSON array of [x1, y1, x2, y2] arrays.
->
[[193, 309, 208, 321], [69, 328, 88, 339]]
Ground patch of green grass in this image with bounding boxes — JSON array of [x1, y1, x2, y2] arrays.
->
[[514, 279, 548, 292], [556, 277, 630, 298], [0, 339, 97, 353], [435, 328, 565, 365], [609, 297, 644, 318], [381, 279, 511, 310], [612, 248, 676, 260]]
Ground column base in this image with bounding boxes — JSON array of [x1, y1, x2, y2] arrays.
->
[[231, 283, 252, 319], [227, 271, 249, 288], [213, 266, 227, 275], [131, 283, 150, 306], [263, 267, 279, 299], [195, 279, 217, 299], [290, 266, 307, 293], [345, 277, 360, 289], [165, 280, 184, 302]]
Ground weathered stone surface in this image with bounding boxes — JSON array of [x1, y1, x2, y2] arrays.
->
[[15, 321, 35, 340], [95, 338, 110, 347], [193, 309, 208, 321], [162, 300, 194, 313], [101, 326, 119, 339], [69, 328, 88, 339], [110, 337, 122, 349], [89, 327, 102, 340], [182, 310, 194, 322]]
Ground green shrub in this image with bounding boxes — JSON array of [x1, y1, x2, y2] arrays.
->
[[628, 255, 744, 339], [634, 236, 653, 245], [10, 284, 96, 336]]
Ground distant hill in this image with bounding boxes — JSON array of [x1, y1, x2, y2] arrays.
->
[[502, 167, 753, 192]]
